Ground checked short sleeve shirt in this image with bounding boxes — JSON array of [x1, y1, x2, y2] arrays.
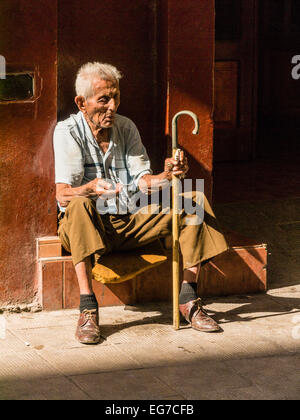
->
[[53, 111, 152, 214]]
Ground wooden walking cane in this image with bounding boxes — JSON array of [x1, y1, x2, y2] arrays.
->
[[171, 111, 199, 330]]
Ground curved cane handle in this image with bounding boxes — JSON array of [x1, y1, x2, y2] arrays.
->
[[171, 110, 199, 149]]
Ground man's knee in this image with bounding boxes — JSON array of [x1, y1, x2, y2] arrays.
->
[[66, 197, 96, 214]]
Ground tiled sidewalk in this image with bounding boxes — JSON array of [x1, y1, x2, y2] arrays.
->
[[1, 285, 300, 400]]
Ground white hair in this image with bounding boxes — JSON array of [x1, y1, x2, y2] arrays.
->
[[75, 62, 122, 98]]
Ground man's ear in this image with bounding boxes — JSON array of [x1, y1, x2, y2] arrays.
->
[[75, 96, 87, 112]]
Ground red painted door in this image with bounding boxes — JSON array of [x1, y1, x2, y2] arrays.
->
[[0, 0, 57, 305]]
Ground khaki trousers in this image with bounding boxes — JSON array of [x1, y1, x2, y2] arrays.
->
[[58, 191, 229, 269]]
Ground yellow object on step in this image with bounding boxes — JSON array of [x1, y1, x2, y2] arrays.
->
[[92, 240, 168, 284]]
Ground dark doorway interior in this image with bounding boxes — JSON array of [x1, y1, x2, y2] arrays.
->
[[214, 0, 257, 163], [257, 0, 300, 160], [213, 1, 300, 290], [213, 0, 300, 204]]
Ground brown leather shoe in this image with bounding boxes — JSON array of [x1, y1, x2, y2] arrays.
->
[[75, 309, 101, 344], [179, 298, 221, 332]]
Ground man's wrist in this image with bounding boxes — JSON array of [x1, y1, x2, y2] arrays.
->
[[161, 170, 172, 182]]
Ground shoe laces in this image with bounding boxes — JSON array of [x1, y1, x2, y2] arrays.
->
[[192, 298, 208, 316], [82, 309, 97, 320]]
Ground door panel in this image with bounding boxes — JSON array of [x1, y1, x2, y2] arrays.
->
[[214, 61, 238, 128]]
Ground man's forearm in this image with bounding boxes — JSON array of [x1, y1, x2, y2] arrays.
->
[[138, 172, 171, 194], [56, 182, 97, 207], [138, 153, 188, 194], [56, 178, 120, 207]]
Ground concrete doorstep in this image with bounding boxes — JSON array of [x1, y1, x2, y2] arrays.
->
[[0, 286, 300, 400]]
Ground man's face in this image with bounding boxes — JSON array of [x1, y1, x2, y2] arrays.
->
[[82, 78, 120, 130]]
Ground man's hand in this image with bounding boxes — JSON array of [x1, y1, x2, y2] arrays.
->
[[56, 178, 122, 207], [69, 178, 120, 199], [95, 178, 122, 199], [164, 150, 189, 181], [138, 151, 189, 195]]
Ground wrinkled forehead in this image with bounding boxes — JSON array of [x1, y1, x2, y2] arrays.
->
[[91, 77, 120, 96]]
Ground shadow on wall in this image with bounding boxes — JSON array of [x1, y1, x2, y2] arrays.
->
[[57, 0, 167, 175]]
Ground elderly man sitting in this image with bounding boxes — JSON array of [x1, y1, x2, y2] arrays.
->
[[53, 62, 228, 344]]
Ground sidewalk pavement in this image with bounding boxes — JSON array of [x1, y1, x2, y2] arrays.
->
[[1, 283, 300, 400]]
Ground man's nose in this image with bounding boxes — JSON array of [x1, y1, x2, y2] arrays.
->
[[108, 98, 117, 112]]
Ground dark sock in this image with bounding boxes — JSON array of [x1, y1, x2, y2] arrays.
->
[[179, 282, 198, 304], [79, 294, 98, 313]]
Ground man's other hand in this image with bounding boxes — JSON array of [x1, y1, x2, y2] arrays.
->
[[55, 179, 123, 208], [95, 178, 122, 199], [164, 151, 189, 180]]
